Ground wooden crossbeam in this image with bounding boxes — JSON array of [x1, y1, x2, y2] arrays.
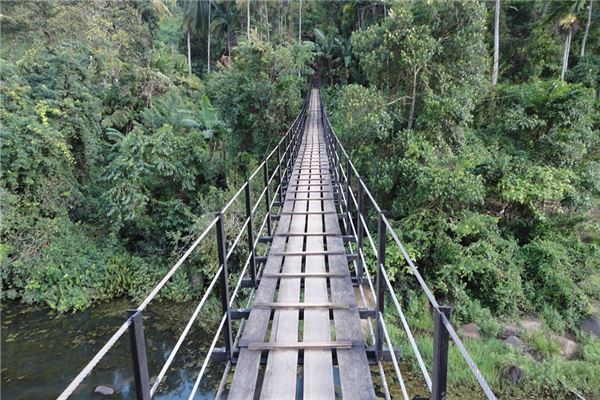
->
[[262, 272, 350, 278], [242, 341, 353, 350], [252, 302, 349, 309], [279, 211, 338, 215], [268, 251, 350, 257], [283, 197, 337, 201], [285, 190, 335, 194]]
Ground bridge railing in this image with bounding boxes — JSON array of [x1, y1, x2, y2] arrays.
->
[[318, 90, 497, 400], [58, 91, 311, 400]]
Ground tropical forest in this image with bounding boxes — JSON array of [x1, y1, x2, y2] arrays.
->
[[1, 0, 599, 399]]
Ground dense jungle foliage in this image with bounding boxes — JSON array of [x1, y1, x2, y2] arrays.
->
[[1, 0, 599, 397]]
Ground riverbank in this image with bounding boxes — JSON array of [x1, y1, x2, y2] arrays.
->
[[384, 295, 600, 400], [1, 299, 223, 399]]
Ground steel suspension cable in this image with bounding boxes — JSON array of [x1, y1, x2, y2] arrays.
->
[[151, 265, 224, 395]]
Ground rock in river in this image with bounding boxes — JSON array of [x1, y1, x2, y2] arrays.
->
[[94, 385, 115, 396]]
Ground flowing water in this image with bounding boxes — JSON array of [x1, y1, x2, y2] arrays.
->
[[1, 298, 224, 400]]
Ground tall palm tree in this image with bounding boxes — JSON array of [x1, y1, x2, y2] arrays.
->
[[580, 0, 594, 57], [559, 14, 579, 80], [208, 0, 212, 72], [492, 0, 500, 86], [213, 0, 238, 58], [183, 0, 211, 73], [545, 0, 585, 80], [298, 0, 302, 42], [246, 0, 251, 39]]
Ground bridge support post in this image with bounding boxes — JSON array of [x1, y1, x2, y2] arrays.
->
[[432, 306, 452, 400], [263, 161, 273, 237], [216, 212, 234, 360], [356, 180, 364, 284], [126, 309, 151, 400], [276, 146, 283, 205], [376, 211, 386, 359], [244, 180, 258, 288], [283, 134, 289, 191], [345, 158, 351, 234]]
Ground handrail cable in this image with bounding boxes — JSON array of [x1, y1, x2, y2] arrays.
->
[[319, 88, 497, 400], [58, 86, 310, 400], [329, 155, 392, 400]]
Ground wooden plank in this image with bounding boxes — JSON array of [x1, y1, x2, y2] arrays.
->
[[258, 186, 305, 399], [273, 232, 344, 237], [324, 193, 376, 400], [258, 91, 320, 400], [245, 341, 352, 350], [252, 302, 349, 309], [262, 272, 349, 278], [278, 211, 338, 215], [229, 98, 311, 399], [268, 251, 347, 257], [303, 128, 335, 399], [283, 197, 337, 201], [227, 199, 295, 399]]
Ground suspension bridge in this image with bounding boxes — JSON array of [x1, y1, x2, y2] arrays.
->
[[58, 82, 496, 400]]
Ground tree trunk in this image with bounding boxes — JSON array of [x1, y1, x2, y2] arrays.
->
[[407, 68, 419, 129], [265, 1, 270, 43], [287, 6, 292, 44], [187, 30, 192, 74], [207, 0, 211, 73], [561, 27, 572, 80], [278, 2, 282, 41], [298, 0, 302, 42], [581, 0, 593, 57], [247, 0, 250, 40], [492, 0, 500, 86], [227, 26, 231, 58]]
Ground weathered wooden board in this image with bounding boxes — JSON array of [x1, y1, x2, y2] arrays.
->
[[302, 118, 335, 399]]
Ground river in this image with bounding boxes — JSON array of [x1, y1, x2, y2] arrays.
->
[[2, 298, 443, 399], [1, 298, 223, 399]]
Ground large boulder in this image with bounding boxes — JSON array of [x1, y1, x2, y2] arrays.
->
[[458, 323, 481, 339], [504, 335, 526, 353], [498, 324, 520, 339], [580, 315, 600, 339], [552, 335, 578, 358], [519, 319, 542, 335]]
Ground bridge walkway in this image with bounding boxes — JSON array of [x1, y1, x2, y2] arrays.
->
[[228, 88, 375, 400], [58, 83, 497, 400]]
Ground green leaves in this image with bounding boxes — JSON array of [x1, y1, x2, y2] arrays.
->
[[206, 40, 313, 155], [499, 166, 576, 218]]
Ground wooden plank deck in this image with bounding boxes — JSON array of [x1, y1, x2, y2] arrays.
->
[[228, 89, 375, 399]]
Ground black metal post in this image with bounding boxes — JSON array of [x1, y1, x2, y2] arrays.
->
[[432, 306, 452, 400], [127, 309, 151, 400], [356, 180, 365, 283], [263, 161, 273, 236], [215, 213, 234, 359], [244, 180, 257, 288], [284, 133, 289, 187], [276, 146, 283, 204], [344, 157, 351, 233], [376, 211, 386, 359]]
